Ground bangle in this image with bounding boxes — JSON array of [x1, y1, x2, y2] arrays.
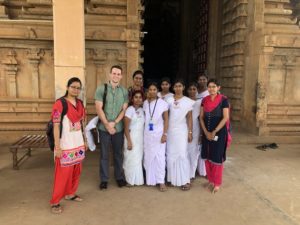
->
[[163, 133, 167, 136], [189, 131, 192, 134]]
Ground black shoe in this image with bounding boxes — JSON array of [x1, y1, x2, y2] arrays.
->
[[268, 143, 278, 149], [99, 182, 108, 190], [116, 179, 127, 188]]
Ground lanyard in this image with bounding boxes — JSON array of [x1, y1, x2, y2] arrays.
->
[[148, 98, 158, 121]]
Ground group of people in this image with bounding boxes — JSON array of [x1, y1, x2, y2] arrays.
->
[[49, 65, 231, 214]]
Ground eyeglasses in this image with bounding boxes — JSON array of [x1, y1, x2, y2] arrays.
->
[[70, 86, 82, 90], [208, 85, 218, 88]]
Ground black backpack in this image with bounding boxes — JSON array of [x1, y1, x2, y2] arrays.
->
[[46, 97, 68, 151]]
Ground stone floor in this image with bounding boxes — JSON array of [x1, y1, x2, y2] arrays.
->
[[0, 144, 299, 225]]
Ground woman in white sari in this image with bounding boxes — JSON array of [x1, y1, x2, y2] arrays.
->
[[166, 79, 194, 190], [123, 90, 145, 186], [187, 82, 206, 179], [157, 77, 173, 101], [143, 83, 169, 192]]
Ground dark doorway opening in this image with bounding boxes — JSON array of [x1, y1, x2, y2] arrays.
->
[[142, 0, 181, 84], [142, 0, 210, 85]]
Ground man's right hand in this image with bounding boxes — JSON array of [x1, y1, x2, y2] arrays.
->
[[105, 124, 116, 135]]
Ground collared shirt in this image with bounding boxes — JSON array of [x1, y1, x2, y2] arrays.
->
[[95, 83, 128, 133]]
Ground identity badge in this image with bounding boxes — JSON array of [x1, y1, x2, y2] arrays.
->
[[149, 120, 154, 131]]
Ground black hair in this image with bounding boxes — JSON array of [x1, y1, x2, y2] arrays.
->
[[207, 78, 220, 87], [64, 77, 82, 97], [130, 90, 144, 105], [197, 73, 208, 80], [173, 78, 185, 87], [110, 65, 122, 72], [147, 81, 159, 90], [188, 81, 199, 89], [160, 77, 171, 85], [132, 70, 144, 79]]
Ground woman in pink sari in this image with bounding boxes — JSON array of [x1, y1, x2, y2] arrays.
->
[[200, 79, 231, 193]]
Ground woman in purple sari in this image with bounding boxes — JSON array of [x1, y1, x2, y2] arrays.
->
[[200, 79, 231, 193]]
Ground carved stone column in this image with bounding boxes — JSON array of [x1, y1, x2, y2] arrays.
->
[[283, 54, 297, 103], [3, 50, 18, 98], [117, 49, 127, 85], [27, 48, 45, 98], [126, 0, 141, 87], [91, 49, 107, 86], [256, 47, 274, 136]]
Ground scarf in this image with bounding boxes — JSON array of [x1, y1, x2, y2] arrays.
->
[[66, 98, 85, 124], [202, 94, 223, 112]]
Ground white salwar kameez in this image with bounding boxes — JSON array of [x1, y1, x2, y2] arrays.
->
[[187, 99, 202, 179], [143, 98, 168, 185], [166, 96, 195, 186], [123, 106, 145, 185]]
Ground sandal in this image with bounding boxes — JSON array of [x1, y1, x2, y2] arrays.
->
[[126, 183, 134, 188], [51, 204, 62, 214], [269, 143, 278, 149], [65, 195, 83, 202], [256, 144, 268, 151], [181, 183, 191, 191], [212, 186, 220, 194], [203, 182, 214, 191], [159, 184, 168, 192]]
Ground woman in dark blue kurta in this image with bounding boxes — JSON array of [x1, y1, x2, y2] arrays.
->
[[200, 79, 231, 193]]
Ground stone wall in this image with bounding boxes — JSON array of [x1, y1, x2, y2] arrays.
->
[[218, 0, 300, 136], [218, 0, 248, 124], [0, 0, 143, 144], [256, 0, 300, 136]]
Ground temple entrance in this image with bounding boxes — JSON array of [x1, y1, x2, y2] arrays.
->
[[142, 0, 210, 84]]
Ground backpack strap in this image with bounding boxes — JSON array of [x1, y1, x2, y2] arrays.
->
[[103, 83, 108, 111], [76, 99, 85, 135], [59, 97, 68, 139]]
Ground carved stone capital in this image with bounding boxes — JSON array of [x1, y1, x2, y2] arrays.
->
[[26, 48, 45, 63], [117, 49, 126, 62], [90, 49, 107, 65], [3, 50, 18, 74], [3, 50, 17, 65]]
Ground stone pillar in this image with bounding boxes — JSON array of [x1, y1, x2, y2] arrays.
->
[[3, 50, 18, 98], [52, 0, 85, 100], [27, 48, 44, 98], [91, 49, 107, 86], [126, 0, 140, 87]]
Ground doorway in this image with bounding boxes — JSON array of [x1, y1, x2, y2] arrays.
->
[[141, 0, 210, 85]]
